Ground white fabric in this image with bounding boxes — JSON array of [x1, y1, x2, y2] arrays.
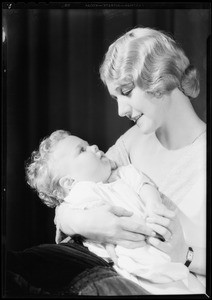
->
[[55, 164, 189, 284], [106, 127, 206, 294], [106, 128, 206, 248]]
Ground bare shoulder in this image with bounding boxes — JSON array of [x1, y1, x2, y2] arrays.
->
[[121, 125, 142, 151]]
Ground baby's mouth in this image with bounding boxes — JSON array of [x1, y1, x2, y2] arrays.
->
[[96, 150, 104, 159]]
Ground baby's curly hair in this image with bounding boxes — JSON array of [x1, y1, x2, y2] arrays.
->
[[25, 130, 71, 208]]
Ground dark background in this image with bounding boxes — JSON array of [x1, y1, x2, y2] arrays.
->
[[2, 4, 210, 251]]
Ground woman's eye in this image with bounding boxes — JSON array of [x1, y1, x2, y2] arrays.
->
[[121, 89, 132, 96], [111, 95, 117, 101]]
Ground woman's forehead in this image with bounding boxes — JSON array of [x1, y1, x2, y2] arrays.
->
[[106, 81, 117, 94]]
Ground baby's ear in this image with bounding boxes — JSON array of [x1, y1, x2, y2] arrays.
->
[[59, 176, 74, 190]]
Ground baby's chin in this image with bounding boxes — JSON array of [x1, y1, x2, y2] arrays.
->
[[99, 161, 114, 183], [109, 159, 118, 170]]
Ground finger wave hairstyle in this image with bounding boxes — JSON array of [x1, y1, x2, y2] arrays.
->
[[25, 130, 71, 208], [100, 27, 200, 99]]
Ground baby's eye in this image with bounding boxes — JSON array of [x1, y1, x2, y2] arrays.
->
[[80, 147, 86, 153]]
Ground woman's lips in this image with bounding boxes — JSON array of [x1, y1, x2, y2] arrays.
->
[[135, 114, 143, 127], [133, 114, 143, 124]]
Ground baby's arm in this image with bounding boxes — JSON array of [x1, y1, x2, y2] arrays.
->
[[139, 183, 170, 242], [140, 183, 163, 218]]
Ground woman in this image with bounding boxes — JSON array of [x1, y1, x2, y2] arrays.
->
[[7, 27, 206, 295], [55, 27, 206, 293]]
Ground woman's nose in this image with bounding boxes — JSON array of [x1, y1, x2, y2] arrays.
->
[[117, 100, 131, 118]]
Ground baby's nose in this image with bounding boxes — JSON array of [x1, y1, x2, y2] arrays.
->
[[89, 144, 99, 153]]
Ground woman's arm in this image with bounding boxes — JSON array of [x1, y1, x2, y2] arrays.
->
[[189, 246, 206, 275], [56, 203, 155, 248]]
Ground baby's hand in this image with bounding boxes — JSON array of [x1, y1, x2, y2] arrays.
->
[[145, 193, 164, 218], [109, 159, 118, 170]]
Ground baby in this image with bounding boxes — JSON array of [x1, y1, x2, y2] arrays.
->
[[25, 130, 189, 284]]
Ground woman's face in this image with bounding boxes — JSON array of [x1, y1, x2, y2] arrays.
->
[[107, 81, 167, 134]]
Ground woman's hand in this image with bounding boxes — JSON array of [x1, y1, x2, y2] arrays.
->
[[59, 203, 155, 249], [145, 202, 175, 241], [145, 196, 206, 275], [105, 243, 118, 265], [84, 204, 156, 248], [145, 193, 188, 263], [146, 210, 188, 264]]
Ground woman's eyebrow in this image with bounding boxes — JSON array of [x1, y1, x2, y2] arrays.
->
[[120, 82, 134, 89]]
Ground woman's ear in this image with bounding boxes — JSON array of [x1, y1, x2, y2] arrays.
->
[[146, 90, 163, 101], [154, 91, 163, 98], [59, 176, 74, 190]]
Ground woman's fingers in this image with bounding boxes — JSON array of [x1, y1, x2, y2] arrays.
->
[[146, 215, 171, 228], [105, 244, 118, 265], [120, 217, 155, 237], [146, 215, 189, 264], [117, 240, 147, 249], [152, 204, 176, 219], [109, 205, 134, 217], [109, 205, 157, 237], [147, 237, 172, 253], [118, 230, 147, 242], [146, 223, 172, 241], [80, 204, 156, 245], [145, 214, 175, 241]]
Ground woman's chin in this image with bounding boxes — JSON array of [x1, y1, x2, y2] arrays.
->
[[136, 117, 156, 134], [136, 123, 155, 135]]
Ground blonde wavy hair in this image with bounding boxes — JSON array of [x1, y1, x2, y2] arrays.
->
[[100, 27, 200, 98], [25, 130, 71, 208]]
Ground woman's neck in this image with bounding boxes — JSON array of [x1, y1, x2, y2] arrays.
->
[[156, 89, 206, 150]]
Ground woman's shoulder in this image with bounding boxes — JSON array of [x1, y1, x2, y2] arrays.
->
[[119, 125, 144, 151], [121, 124, 141, 139]]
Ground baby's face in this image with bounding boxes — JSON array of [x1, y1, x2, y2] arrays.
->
[[51, 135, 112, 183]]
